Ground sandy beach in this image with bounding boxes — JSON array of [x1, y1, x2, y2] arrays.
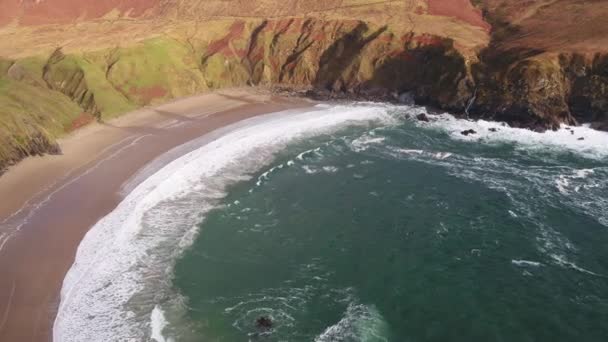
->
[[0, 88, 310, 342]]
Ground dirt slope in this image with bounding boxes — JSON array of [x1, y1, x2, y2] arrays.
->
[[0, 0, 157, 26], [479, 0, 608, 53]]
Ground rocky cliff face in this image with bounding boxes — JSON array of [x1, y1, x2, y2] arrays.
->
[[189, 14, 608, 133], [470, 51, 608, 130], [465, 0, 608, 130], [197, 19, 473, 110], [0, 0, 607, 172]]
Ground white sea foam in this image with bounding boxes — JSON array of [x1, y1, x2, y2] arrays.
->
[[53, 104, 392, 342], [389, 147, 454, 161], [394, 148, 423, 155], [314, 303, 389, 342], [296, 146, 324, 161], [387, 111, 608, 265], [322, 166, 340, 173], [150, 306, 173, 342], [255, 162, 288, 187], [434, 152, 453, 160], [418, 114, 608, 160], [511, 259, 543, 267], [351, 135, 386, 152], [302, 165, 319, 174], [549, 253, 604, 277]]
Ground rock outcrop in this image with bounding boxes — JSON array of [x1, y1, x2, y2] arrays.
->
[[0, 0, 607, 172]]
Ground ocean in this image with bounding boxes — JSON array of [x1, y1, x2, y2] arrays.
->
[[54, 103, 608, 341]]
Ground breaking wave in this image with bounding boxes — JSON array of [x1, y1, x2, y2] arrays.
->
[[315, 303, 390, 342], [53, 101, 608, 341], [53, 104, 394, 341]]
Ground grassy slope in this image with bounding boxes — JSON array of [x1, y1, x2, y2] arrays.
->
[[0, 37, 210, 171], [0, 0, 491, 171], [102, 38, 208, 109], [1, 0, 607, 172], [0, 58, 82, 167]]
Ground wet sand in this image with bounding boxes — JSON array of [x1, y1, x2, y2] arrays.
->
[[0, 88, 311, 342]]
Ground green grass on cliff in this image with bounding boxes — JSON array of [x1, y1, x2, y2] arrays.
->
[[101, 38, 208, 107], [0, 37, 213, 169], [74, 57, 137, 117], [0, 65, 82, 167]]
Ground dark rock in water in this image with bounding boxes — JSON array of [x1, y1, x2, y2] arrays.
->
[[489, 128, 498, 132], [571, 130, 575, 135], [256, 316, 273, 330], [461, 129, 477, 136], [416, 113, 430, 122], [578, 137, 585, 141]]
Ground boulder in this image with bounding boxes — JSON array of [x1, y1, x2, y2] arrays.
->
[[256, 316, 273, 330], [416, 113, 430, 122]]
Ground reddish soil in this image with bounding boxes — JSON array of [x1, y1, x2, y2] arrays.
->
[[129, 85, 168, 104], [411, 34, 445, 47], [66, 112, 95, 132], [0, 0, 21, 26], [3, 0, 158, 26], [427, 0, 491, 31], [482, 0, 608, 53], [389, 50, 415, 62], [206, 21, 246, 57]]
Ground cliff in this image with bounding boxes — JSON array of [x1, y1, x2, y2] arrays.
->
[[0, 0, 606, 172], [469, 0, 608, 130]]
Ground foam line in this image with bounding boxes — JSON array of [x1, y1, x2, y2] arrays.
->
[[418, 114, 608, 160], [53, 105, 392, 341]]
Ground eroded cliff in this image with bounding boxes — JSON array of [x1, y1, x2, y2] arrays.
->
[[0, 0, 606, 172]]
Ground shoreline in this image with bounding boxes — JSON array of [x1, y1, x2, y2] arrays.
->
[[52, 101, 395, 341], [49, 94, 608, 341], [0, 88, 312, 342]]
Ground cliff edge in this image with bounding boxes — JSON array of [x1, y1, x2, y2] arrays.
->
[[0, 0, 606, 172]]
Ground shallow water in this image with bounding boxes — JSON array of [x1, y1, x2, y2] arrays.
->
[[54, 103, 608, 341]]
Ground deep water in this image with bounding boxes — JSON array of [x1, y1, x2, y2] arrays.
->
[[170, 106, 608, 341]]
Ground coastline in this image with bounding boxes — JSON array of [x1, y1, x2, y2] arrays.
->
[[49, 94, 608, 341], [0, 88, 311, 342]]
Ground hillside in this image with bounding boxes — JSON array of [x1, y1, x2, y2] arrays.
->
[[0, 0, 606, 172]]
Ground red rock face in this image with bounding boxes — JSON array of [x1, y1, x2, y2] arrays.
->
[[0, 0, 158, 26], [206, 21, 247, 58], [427, 0, 491, 31]]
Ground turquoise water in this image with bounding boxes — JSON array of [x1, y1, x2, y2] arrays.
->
[[170, 108, 608, 341]]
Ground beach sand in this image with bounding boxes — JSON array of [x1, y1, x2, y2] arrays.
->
[[0, 88, 310, 342]]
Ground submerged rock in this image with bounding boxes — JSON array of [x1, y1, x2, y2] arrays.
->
[[461, 129, 477, 136], [256, 316, 273, 330]]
